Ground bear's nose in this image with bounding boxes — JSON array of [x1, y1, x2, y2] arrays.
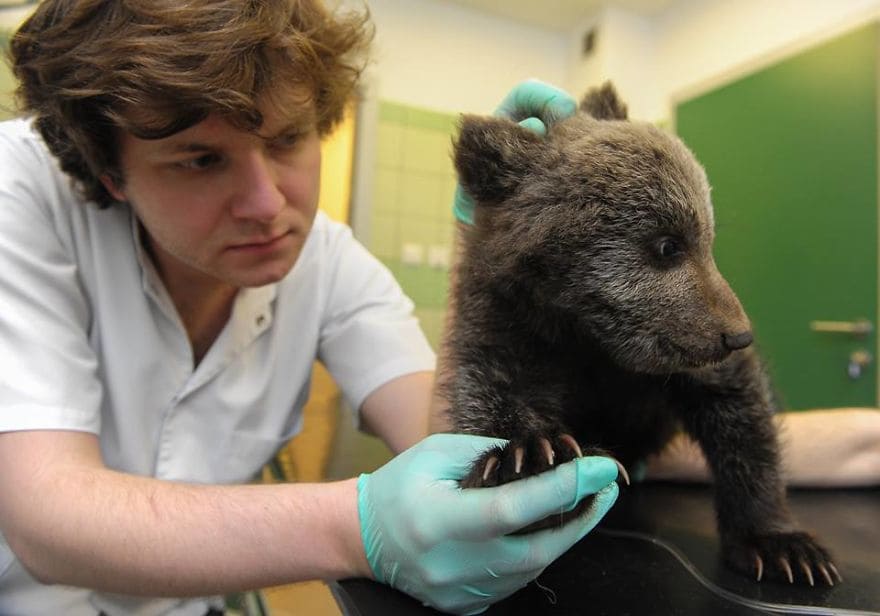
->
[[722, 331, 753, 350]]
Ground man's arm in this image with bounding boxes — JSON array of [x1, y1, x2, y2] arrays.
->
[[645, 408, 880, 487], [0, 429, 372, 595], [358, 371, 434, 454]]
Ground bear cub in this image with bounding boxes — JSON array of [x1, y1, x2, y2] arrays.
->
[[444, 82, 838, 586]]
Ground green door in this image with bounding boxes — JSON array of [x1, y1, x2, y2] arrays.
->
[[676, 24, 878, 410]]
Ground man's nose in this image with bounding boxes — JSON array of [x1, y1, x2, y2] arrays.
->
[[230, 152, 285, 222]]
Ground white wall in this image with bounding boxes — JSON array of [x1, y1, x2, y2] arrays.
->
[[566, 5, 660, 121], [657, 0, 880, 116], [355, 0, 569, 114], [350, 0, 880, 122], [568, 0, 880, 123]]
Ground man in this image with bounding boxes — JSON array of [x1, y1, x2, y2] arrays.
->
[[0, 2, 619, 615]]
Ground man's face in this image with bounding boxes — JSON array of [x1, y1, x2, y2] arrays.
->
[[104, 103, 322, 291]]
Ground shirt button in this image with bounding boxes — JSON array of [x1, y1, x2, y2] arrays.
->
[[256, 315, 266, 326]]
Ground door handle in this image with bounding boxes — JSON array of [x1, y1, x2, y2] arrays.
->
[[809, 318, 873, 337]]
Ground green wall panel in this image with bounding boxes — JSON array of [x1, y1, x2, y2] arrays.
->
[[371, 101, 459, 349], [676, 25, 878, 409]]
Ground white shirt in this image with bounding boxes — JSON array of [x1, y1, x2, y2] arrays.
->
[[0, 118, 436, 615]]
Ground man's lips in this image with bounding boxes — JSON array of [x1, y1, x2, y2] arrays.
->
[[227, 231, 292, 251]]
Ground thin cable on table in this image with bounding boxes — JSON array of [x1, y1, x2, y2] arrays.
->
[[597, 529, 880, 616]]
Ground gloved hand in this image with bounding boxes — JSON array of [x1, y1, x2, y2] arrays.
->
[[357, 433, 620, 615], [453, 79, 577, 224]]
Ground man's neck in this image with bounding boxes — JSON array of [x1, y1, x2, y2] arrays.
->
[[141, 230, 239, 367], [168, 277, 238, 367]]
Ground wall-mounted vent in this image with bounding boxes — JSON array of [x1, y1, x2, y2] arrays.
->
[[582, 27, 598, 57]]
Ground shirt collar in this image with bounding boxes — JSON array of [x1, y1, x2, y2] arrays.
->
[[127, 207, 278, 340]]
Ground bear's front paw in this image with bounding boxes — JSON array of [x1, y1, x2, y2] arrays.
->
[[459, 433, 627, 533], [723, 531, 842, 587]]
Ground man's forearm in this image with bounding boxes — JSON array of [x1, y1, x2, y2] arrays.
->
[[0, 434, 371, 595], [645, 409, 880, 487], [359, 371, 435, 453]]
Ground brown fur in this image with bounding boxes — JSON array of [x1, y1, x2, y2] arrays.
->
[[445, 82, 836, 586]]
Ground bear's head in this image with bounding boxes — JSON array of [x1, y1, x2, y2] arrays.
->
[[453, 82, 752, 374]]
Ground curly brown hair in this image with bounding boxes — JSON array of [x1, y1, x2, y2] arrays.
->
[[8, 0, 372, 206]]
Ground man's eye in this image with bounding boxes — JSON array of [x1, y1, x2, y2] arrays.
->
[[271, 133, 303, 150], [176, 153, 222, 170]]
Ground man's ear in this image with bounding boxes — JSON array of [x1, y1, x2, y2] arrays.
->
[[99, 173, 127, 203], [453, 115, 542, 204]]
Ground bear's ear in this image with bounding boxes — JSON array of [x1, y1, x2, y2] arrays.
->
[[580, 81, 628, 120], [453, 115, 543, 204]]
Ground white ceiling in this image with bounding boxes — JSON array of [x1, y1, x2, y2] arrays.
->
[[441, 0, 678, 32]]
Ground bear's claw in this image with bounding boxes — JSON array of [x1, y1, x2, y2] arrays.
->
[[729, 531, 840, 587], [461, 433, 628, 533]]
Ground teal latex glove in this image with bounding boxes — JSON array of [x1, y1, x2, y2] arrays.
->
[[357, 433, 620, 615], [452, 79, 577, 224]]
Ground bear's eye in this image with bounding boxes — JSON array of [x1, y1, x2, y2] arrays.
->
[[656, 237, 684, 259]]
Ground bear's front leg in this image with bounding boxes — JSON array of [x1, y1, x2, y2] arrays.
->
[[679, 352, 841, 586], [445, 333, 628, 533]]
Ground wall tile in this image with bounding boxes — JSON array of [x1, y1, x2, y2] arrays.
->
[[375, 123, 404, 169]]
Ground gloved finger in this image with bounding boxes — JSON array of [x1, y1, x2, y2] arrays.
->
[[522, 482, 619, 560], [494, 78, 577, 124], [482, 483, 620, 577], [452, 184, 476, 225], [517, 117, 547, 135], [449, 456, 619, 539]]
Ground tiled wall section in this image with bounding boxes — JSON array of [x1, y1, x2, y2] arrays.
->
[[371, 101, 459, 349]]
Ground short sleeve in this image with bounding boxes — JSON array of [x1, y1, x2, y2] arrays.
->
[[0, 121, 102, 433], [317, 222, 436, 414]]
